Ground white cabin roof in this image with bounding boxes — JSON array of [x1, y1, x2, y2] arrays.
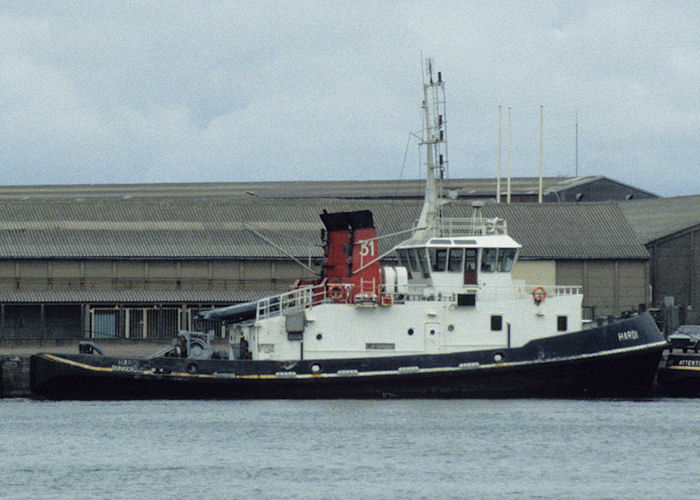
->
[[397, 234, 521, 249]]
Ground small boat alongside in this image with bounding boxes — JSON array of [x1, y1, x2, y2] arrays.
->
[[30, 61, 667, 400], [657, 326, 700, 397]]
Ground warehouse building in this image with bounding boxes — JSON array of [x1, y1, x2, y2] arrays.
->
[[0, 181, 652, 345], [619, 195, 700, 329]]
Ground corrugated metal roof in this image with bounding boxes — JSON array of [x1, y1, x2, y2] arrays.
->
[[0, 197, 648, 260], [0, 176, 610, 200], [476, 203, 649, 260], [547, 176, 658, 197], [0, 288, 279, 304], [618, 195, 700, 244]]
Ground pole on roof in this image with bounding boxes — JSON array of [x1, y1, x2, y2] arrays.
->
[[507, 107, 512, 204], [539, 105, 543, 204], [497, 105, 502, 203], [575, 110, 579, 177]]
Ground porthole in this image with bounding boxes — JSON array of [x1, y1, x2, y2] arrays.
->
[[430, 329, 436, 336], [447, 324, 455, 332], [493, 353, 503, 362], [316, 333, 323, 341], [311, 364, 321, 373], [408, 328, 414, 336]]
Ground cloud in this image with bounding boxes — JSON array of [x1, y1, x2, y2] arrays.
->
[[0, 1, 697, 196]]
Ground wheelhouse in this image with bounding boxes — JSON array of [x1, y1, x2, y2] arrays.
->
[[395, 234, 521, 289]]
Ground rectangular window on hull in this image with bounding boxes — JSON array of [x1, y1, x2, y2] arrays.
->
[[491, 315, 503, 331], [557, 316, 568, 331], [457, 293, 476, 306]]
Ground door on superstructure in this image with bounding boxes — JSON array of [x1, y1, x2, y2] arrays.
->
[[464, 249, 477, 285], [425, 322, 440, 353]]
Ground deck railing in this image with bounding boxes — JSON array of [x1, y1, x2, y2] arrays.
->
[[255, 282, 582, 320], [430, 217, 508, 237], [255, 285, 326, 321], [381, 284, 582, 303]]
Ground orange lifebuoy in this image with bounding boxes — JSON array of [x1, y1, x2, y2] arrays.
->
[[328, 284, 347, 303], [532, 286, 546, 304]]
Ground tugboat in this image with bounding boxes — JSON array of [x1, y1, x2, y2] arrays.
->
[[31, 61, 667, 400]]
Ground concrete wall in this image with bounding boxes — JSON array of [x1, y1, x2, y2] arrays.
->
[[0, 355, 30, 397], [0, 258, 316, 292], [0, 258, 318, 342], [556, 260, 648, 318], [512, 260, 556, 286]]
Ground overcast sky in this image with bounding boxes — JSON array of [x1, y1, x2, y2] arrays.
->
[[1, 1, 698, 196]]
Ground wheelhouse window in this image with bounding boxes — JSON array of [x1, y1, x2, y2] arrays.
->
[[448, 248, 464, 272], [407, 248, 430, 279], [481, 248, 498, 272], [416, 249, 430, 278], [481, 248, 517, 273], [396, 249, 412, 278], [429, 248, 448, 272], [497, 249, 517, 272], [407, 249, 421, 277]]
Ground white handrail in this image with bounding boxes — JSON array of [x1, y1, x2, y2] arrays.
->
[[379, 283, 582, 302], [254, 282, 582, 320], [255, 285, 325, 321], [425, 217, 508, 237]]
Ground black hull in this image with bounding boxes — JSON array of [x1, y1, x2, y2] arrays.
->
[[31, 313, 666, 400], [657, 350, 700, 397]]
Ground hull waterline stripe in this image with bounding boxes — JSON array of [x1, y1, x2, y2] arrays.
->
[[42, 353, 216, 379], [663, 365, 700, 372], [41, 341, 667, 381]]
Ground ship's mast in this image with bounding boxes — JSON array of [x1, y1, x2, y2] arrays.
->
[[416, 59, 448, 237]]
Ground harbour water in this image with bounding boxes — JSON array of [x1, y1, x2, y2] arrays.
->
[[2, 398, 699, 499]]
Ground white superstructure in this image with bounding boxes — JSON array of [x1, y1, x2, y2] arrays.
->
[[226, 61, 583, 362]]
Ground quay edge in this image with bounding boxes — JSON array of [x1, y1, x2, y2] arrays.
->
[[1, 355, 31, 398]]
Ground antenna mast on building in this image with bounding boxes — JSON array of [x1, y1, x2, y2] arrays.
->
[[539, 105, 543, 203], [575, 110, 579, 177], [497, 105, 502, 203], [507, 107, 512, 204]]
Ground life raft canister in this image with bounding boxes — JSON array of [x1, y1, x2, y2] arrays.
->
[[532, 286, 546, 304], [328, 284, 347, 303]]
